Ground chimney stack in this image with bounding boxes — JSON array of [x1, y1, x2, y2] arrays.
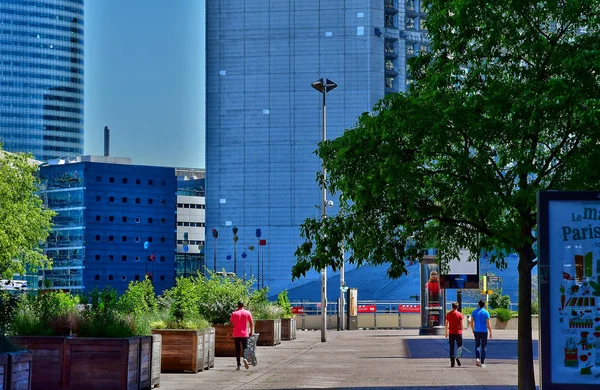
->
[[104, 126, 110, 156]]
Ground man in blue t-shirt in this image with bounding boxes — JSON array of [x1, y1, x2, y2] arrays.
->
[[470, 300, 493, 367]]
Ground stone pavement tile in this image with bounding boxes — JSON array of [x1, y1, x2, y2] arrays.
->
[[158, 329, 539, 390]]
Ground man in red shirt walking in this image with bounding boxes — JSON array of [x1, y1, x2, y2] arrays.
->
[[445, 301, 464, 367], [227, 301, 254, 370]]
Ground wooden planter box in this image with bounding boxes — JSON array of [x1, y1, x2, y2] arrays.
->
[[150, 334, 161, 388], [281, 318, 296, 341], [213, 324, 236, 357], [7, 351, 32, 390], [203, 328, 215, 369], [0, 353, 7, 390], [9, 336, 66, 390], [254, 319, 281, 346], [63, 337, 142, 390], [138, 336, 152, 389], [152, 329, 213, 373]]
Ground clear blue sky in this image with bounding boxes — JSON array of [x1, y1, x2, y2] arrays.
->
[[84, 0, 205, 168]]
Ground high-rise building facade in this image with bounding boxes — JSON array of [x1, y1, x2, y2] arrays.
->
[[0, 0, 84, 161], [206, 0, 429, 297]]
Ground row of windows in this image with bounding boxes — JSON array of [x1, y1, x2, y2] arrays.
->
[[94, 254, 167, 262], [1, 80, 83, 94], [406, 0, 429, 13], [1, 19, 83, 36], [177, 222, 205, 227], [1, 8, 83, 25], [98, 176, 167, 186], [1, 50, 84, 65], [43, 135, 80, 143], [94, 235, 168, 243], [94, 215, 167, 225], [1, 112, 83, 123], [1, 91, 83, 104], [42, 145, 80, 153], [1, 40, 84, 55], [1, 59, 83, 74], [2, 0, 84, 15], [177, 239, 204, 246], [95, 274, 166, 282], [177, 203, 205, 209], [2, 102, 83, 114], [94, 195, 168, 206], [2, 28, 84, 44], [0, 71, 83, 84]]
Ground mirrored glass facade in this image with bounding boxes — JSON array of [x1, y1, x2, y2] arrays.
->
[[206, 0, 429, 297], [0, 0, 84, 161]]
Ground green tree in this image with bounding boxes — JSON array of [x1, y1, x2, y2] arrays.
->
[[293, 2, 600, 389], [0, 146, 55, 277]]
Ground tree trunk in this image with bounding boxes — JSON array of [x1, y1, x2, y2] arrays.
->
[[518, 250, 536, 390]]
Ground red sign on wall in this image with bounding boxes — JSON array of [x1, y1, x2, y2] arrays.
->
[[291, 306, 304, 314], [357, 304, 376, 313], [398, 304, 420, 313]]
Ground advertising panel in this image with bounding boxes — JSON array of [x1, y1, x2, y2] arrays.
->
[[357, 305, 376, 313], [539, 191, 600, 389], [439, 249, 480, 289], [398, 304, 420, 313], [348, 288, 358, 317]]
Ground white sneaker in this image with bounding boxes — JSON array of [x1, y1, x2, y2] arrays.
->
[[476, 358, 481, 367], [243, 358, 249, 369], [481, 364, 486, 368]]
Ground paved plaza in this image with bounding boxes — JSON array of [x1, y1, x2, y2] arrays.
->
[[159, 329, 540, 390]]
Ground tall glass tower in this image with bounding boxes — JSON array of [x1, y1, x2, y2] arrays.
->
[[0, 0, 84, 161], [206, 0, 429, 296]]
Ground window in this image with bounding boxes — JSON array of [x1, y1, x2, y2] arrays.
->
[[109, 255, 114, 261], [385, 60, 394, 70], [161, 180, 166, 186], [407, 43, 416, 55], [95, 235, 101, 241], [184, 204, 189, 208], [122, 236, 127, 242], [161, 199, 166, 205], [420, 17, 427, 30], [135, 237, 140, 242], [406, 0, 415, 11], [385, 14, 395, 28], [420, 44, 428, 54], [148, 217, 153, 224], [121, 275, 126, 281], [108, 274, 113, 281], [160, 237, 166, 243], [160, 275, 165, 281], [136, 179, 141, 185], [136, 217, 141, 223], [95, 215, 101, 221], [135, 256, 140, 262], [134, 275, 140, 281], [420, 1, 429, 12], [177, 203, 183, 208], [385, 40, 394, 53], [160, 256, 165, 262], [109, 177, 114, 183], [148, 180, 153, 185], [96, 176, 101, 182], [109, 196, 114, 203], [386, 77, 395, 88], [122, 216, 127, 223], [95, 274, 100, 281], [161, 218, 166, 225], [148, 237, 153, 243], [122, 197, 127, 203], [95, 254, 100, 260], [109, 216, 114, 222], [148, 198, 153, 205], [96, 195, 101, 202], [406, 17, 415, 29], [122, 178, 128, 184], [184, 222, 190, 227], [135, 198, 140, 204], [109, 235, 114, 242], [122, 255, 127, 261]]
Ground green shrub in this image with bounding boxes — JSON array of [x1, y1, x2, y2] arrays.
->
[[276, 290, 293, 319], [154, 276, 209, 329], [531, 301, 539, 315], [489, 291, 511, 310], [493, 308, 513, 322], [0, 291, 20, 335], [196, 271, 253, 325], [118, 279, 157, 317], [249, 288, 282, 320], [9, 291, 80, 336], [149, 309, 209, 330], [461, 307, 474, 316]]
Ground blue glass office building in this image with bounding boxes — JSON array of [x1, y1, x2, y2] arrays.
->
[[0, 0, 84, 161], [38, 157, 177, 295], [206, 1, 430, 297]]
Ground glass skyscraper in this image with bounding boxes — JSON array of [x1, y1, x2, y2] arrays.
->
[[206, 0, 429, 297], [0, 0, 84, 161]]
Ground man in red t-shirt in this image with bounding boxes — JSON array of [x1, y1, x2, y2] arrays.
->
[[227, 301, 254, 370], [445, 301, 464, 367]]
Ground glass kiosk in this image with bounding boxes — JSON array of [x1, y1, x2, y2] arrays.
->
[[419, 256, 446, 335]]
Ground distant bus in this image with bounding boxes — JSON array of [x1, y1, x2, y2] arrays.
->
[[0, 280, 28, 291]]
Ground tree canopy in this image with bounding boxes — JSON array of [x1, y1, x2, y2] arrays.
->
[[293, 1, 600, 388], [0, 146, 55, 278]]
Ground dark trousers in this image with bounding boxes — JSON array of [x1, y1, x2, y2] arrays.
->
[[234, 337, 248, 366], [448, 334, 463, 361], [474, 332, 488, 363]]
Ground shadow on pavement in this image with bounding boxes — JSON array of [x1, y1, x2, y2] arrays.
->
[[405, 338, 539, 360], [274, 387, 537, 390]]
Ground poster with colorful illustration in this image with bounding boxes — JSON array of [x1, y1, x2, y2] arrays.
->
[[540, 192, 600, 387]]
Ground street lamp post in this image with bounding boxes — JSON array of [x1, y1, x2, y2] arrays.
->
[[144, 241, 150, 276], [311, 77, 337, 343], [255, 229, 262, 289], [212, 229, 219, 272], [241, 251, 247, 280], [232, 227, 239, 275]]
